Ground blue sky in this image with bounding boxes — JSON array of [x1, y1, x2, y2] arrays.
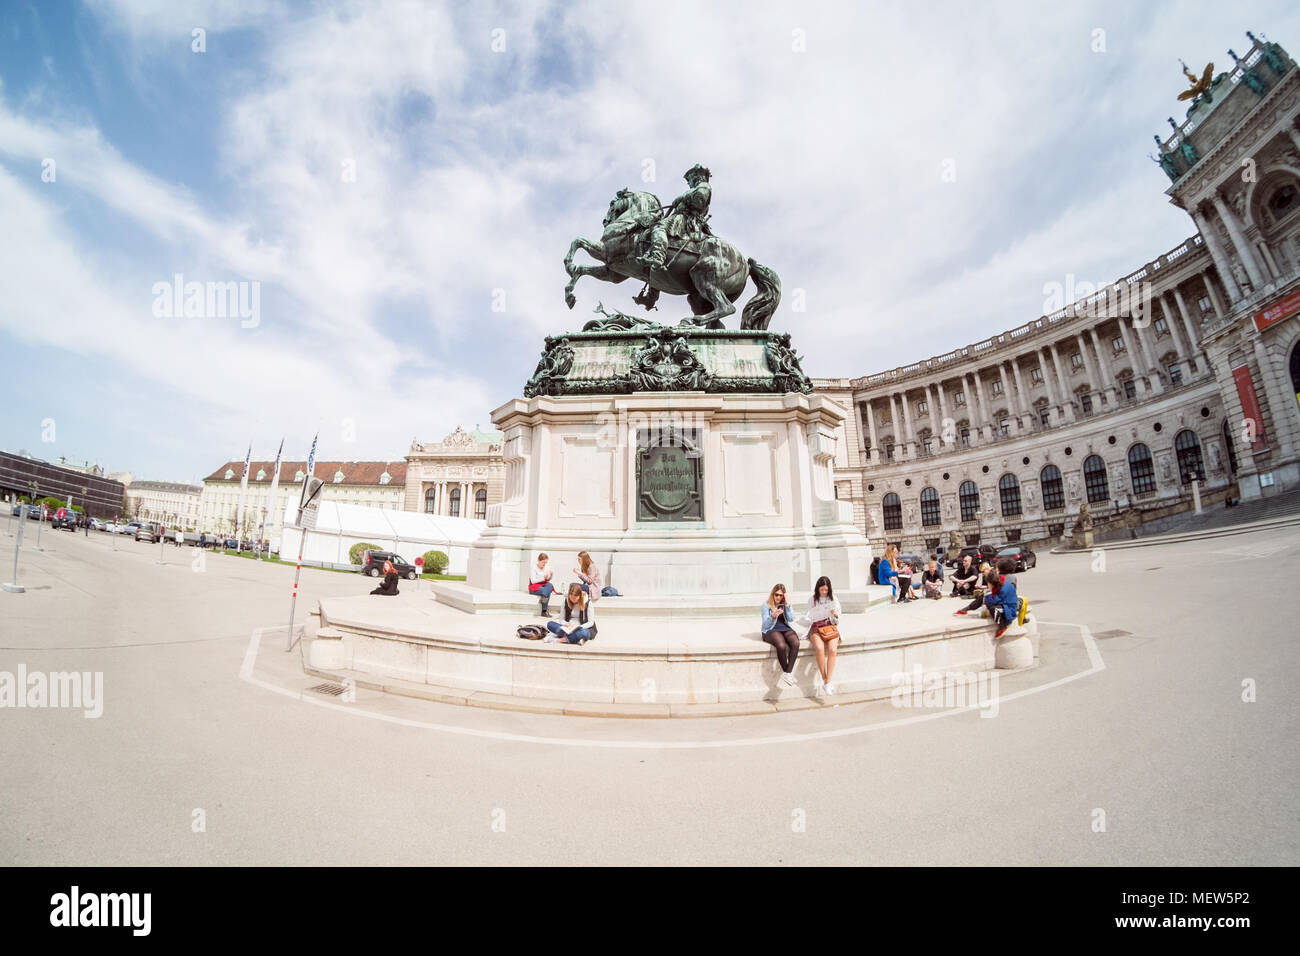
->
[[3, 0, 1299, 484]]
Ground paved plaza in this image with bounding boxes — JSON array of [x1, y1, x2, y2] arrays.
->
[[1, 523, 1296, 866]]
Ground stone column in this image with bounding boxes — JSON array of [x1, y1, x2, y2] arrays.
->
[[1212, 192, 1267, 291], [1040, 345, 1060, 420], [1011, 359, 1033, 429], [936, 380, 951, 445], [888, 393, 902, 458], [1160, 293, 1192, 370], [1118, 319, 1155, 395], [1047, 343, 1074, 422], [900, 390, 917, 457], [1202, 268, 1229, 318], [1171, 286, 1208, 371], [864, 399, 881, 464], [972, 372, 992, 441], [1193, 207, 1242, 303], [1088, 329, 1118, 406]]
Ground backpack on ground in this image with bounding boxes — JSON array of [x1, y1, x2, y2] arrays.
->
[[516, 624, 547, 640], [601, 586, 621, 597]]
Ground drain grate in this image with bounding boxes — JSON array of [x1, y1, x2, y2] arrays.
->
[[308, 682, 346, 696], [1093, 629, 1133, 640]]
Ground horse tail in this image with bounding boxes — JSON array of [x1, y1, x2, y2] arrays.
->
[[741, 258, 782, 330]]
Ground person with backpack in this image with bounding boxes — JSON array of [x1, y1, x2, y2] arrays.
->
[[543, 583, 597, 644]]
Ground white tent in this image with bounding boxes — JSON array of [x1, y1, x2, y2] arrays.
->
[[278, 499, 484, 573]]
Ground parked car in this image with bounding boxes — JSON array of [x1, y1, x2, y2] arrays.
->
[[53, 507, 78, 531], [88, 517, 105, 531], [359, 550, 420, 580], [947, 544, 998, 569], [996, 545, 1037, 573], [135, 522, 163, 543]]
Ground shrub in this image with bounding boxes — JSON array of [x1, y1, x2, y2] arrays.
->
[[349, 541, 381, 565], [421, 550, 450, 574]]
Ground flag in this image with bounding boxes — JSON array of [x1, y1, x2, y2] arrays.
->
[[305, 432, 318, 477], [235, 443, 252, 536], [258, 438, 284, 547]]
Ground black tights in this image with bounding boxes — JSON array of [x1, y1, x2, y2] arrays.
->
[[763, 626, 800, 673]]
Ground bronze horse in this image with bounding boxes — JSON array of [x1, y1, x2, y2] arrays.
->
[[563, 189, 781, 330]]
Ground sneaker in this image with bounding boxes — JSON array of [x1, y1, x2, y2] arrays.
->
[[824, 682, 836, 695], [782, 671, 796, 686], [995, 625, 1009, 639], [954, 609, 968, 616]]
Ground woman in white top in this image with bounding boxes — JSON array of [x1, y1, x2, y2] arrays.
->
[[803, 575, 842, 695], [528, 552, 555, 616]]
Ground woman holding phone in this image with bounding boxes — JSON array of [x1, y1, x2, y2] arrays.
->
[[803, 576, 842, 695], [761, 583, 800, 686]]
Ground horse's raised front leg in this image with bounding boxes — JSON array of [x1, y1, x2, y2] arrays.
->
[[565, 263, 627, 310], [564, 237, 606, 276]]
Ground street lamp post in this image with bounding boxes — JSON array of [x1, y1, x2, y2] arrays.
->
[[30, 481, 42, 551], [3, 505, 25, 592]]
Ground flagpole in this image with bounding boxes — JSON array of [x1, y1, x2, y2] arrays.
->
[[288, 433, 318, 652]]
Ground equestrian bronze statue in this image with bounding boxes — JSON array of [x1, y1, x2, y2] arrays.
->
[[563, 165, 782, 330]]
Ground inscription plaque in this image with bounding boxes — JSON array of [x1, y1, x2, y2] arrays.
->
[[636, 427, 704, 521]]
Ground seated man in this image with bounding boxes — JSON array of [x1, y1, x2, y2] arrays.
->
[[950, 555, 978, 596], [921, 560, 944, 599]]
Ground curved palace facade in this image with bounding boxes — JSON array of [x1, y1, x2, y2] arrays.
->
[[818, 34, 1300, 552]]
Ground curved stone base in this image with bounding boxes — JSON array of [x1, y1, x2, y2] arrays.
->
[[315, 593, 1037, 707]]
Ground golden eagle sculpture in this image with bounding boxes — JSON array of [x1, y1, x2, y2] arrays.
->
[[1177, 60, 1214, 101]]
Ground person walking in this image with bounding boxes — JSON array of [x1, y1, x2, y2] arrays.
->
[[761, 583, 800, 687]]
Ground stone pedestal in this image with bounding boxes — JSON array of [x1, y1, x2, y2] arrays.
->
[[457, 390, 871, 598]]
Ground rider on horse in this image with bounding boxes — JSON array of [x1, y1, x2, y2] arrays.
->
[[637, 164, 713, 271]]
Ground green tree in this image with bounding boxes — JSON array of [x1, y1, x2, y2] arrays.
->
[[421, 550, 450, 574], [349, 542, 381, 565]]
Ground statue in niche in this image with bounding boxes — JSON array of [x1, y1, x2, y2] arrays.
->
[[1231, 259, 1252, 292], [1160, 457, 1173, 481], [945, 498, 955, 518], [1067, 474, 1081, 500], [905, 504, 916, 526]]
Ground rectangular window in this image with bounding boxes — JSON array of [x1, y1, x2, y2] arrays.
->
[[917, 400, 928, 415], [1030, 367, 1044, 384], [1048, 522, 1065, 537], [1005, 528, 1022, 543], [1168, 362, 1182, 386], [998, 419, 1010, 437], [922, 438, 934, 455], [954, 391, 966, 405], [1197, 295, 1211, 313], [1154, 317, 1169, 337], [1039, 407, 1051, 426], [1080, 393, 1093, 414], [1124, 379, 1137, 400], [1070, 352, 1083, 370], [991, 379, 1003, 395], [886, 444, 895, 461], [960, 427, 970, 447], [1113, 336, 1126, 353]]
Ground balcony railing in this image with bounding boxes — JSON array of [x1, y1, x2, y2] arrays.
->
[[852, 234, 1208, 391]]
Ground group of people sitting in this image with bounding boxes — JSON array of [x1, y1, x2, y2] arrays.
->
[[874, 546, 1022, 639], [761, 576, 843, 695], [527, 551, 602, 644]]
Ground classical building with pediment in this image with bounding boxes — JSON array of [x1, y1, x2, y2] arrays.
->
[[403, 425, 505, 519]]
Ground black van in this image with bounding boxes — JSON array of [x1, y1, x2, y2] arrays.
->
[[359, 550, 420, 580]]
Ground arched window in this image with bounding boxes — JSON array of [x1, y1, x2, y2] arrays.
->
[[424, 487, 437, 514], [999, 474, 1021, 517], [920, 487, 940, 527], [882, 493, 902, 531], [959, 481, 979, 522], [449, 487, 462, 517], [1040, 464, 1064, 511], [474, 487, 488, 520], [1175, 430, 1204, 484], [1128, 443, 1156, 494], [1083, 455, 1109, 503]]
